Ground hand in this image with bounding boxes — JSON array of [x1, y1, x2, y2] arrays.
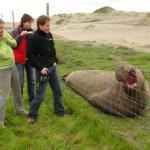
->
[[2, 31, 6, 39], [20, 31, 33, 36], [53, 62, 57, 66], [28, 31, 33, 34], [40, 68, 49, 75], [0, 31, 6, 39]]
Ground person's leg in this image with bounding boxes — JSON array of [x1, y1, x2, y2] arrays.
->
[[28, 71, 47, 119], [48, 66, 65, 115], [0, 68, 11, 125], [25, 61, 35, 102], [16, 64, 24, 97], [11, 65, 27, 114]]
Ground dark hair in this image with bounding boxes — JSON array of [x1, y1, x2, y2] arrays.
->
[[0, 19, 4, 25], [37, 15, 50, 28], [21, 14, 33, 27]]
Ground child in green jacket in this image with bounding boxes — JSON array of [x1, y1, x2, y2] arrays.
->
[[0, 19, 27, 128]]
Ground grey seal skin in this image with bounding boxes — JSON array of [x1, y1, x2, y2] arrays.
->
[[63, 62, 150, 117]]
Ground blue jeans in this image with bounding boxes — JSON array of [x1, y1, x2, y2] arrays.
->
[[16, 61, 35, 101], [28, 66, 65, 118]]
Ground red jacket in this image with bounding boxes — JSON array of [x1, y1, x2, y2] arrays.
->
[[11, 26, 33, 64]]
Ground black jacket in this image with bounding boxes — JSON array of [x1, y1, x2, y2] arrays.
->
[[29, 29, 58, 71]]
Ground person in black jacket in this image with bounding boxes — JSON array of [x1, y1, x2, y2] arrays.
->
[[28, 15, 66, 124]]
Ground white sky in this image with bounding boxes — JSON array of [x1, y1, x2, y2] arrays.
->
[[0, 0, 150, 22]]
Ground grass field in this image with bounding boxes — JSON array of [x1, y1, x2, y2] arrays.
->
[[0, 41, 150, 150]]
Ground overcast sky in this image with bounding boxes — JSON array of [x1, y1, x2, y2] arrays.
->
[[1, 0, 150, 22]]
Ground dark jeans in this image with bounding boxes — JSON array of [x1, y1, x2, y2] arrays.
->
[[28, 66, 64, 118], [16, 60, 35, 101]]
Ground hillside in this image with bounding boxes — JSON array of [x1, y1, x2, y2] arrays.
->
[[51, 8, 150, 53]]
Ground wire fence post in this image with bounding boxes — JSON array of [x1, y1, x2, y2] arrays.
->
[[46, 2, 49, 16], [0, 13, 2, 19], [12, 11, 15, 29]]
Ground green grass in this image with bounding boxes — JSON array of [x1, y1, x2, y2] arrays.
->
[[1, 41, 150, 150]]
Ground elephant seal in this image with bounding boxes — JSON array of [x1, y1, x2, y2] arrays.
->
[[63, 62, 150, 117]]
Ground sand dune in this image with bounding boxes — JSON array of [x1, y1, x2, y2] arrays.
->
[[51, 11, 150, 53]]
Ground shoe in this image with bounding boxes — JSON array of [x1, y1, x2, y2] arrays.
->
[[16, 110, 28, 116], [28, 117, 36, 124], [56, 113, 70, 117], [63, 113, 70, 117]]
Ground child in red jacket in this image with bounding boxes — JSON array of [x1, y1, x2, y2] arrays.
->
[[11, 14, 35, 103]]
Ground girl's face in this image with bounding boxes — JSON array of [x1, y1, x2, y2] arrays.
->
[[0, 23, 4, 37], [23, 20, 33, 29], [39, 21, 50, 33]]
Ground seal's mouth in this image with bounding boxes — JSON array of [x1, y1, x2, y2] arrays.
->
[[125, 71, 137, 86]]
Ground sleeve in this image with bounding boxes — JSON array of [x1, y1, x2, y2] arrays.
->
[[5, 32, 17, 48], [10, 30, 22, 45], [51, 34, 58, 63], [28, 35, 44, 71]]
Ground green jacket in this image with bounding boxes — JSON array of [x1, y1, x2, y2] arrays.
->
[[0, 32, 17, 69]]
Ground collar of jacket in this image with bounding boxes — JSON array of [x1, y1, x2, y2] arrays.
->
[[36, 28, 50, 36]]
